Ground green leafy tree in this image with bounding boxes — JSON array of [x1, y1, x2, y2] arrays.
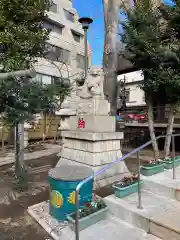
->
[[40, 79, 72, 141], [52, 79, 72, 141], [120, 0, 163, 160], [157, 1, 180, 157], [121, 0, 180, 159], [0, 0, 71, 186], [0, 76, 58, 186], [0, 0, 52, 71]]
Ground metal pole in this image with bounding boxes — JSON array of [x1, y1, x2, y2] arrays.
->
[[172, 135, 176, 179], [0, 68, 36, 80], [137, 151, 143, 209], [84, 28, 88, 79], [75, 189, 80, 240], [18, 123, 25, 165], [14, 125, 19, 171]]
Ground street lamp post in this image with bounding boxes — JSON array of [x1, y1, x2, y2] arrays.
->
[[78, 17, 93, 79]]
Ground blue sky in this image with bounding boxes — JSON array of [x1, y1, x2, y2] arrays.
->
[[73, 0, 104, 66], [73, 0, 175, 66]]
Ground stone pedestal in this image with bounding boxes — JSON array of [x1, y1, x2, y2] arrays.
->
[[57, 118, 129, 188], [57, 66, 129, 188], [69, 115, 115, 132]]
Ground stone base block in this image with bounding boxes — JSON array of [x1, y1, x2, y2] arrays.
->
[[77, 98, 110, 115], [69, 116, 115, 132], [63, 138, 121, 152], [61, 131, 124, 141], [56, 130, 128, 188], [60, 148, 123, 166]]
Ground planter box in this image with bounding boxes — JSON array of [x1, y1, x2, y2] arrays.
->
[[140, 163, 164, 176], [163, 158, 180, 169], [113, 181, 143, 198], [67, 206, 108, 231]]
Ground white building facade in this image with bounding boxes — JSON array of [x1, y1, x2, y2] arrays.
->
[[117, 70, 146, 109], [34, 0, 91, 115]]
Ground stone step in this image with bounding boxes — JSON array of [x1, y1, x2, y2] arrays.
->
[[80, 216, 161, 240], [141, 168, 180, 201], [27, 201, 160, 240], [105, 190, 180, 240]]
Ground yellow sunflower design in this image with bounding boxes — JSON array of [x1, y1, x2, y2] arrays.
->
[[50, 190, 63, 208], [67, 191, 76, 205]]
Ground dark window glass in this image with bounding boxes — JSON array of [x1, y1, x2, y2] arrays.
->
[[45, 43, 70, 63], [54, 24, 62, 34], [43, 21, 54, 31], [34, 73, 53, 84], [72, 31, 81, 42], [43, 21, 62, 34], [64, 9, 74, 22], [45, 43, 56, 61]]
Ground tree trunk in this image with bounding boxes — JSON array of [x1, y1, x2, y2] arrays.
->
[[42, 112, 46, 142], [103, 0, 119, 116], [146, 97, 159, 160], [164, 104, 175, 159], [8, 127, 15, 147], [1, 126, 5, 153], [15, 125, 20, 176], [15, 124, 27, 188]]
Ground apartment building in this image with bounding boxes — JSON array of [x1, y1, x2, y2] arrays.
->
[[34, 0, 92, 115], [117, 70, 146, 110]]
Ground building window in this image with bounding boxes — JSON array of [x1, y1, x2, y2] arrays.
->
[[64, 9, 74, 22], [43, 21, 62, 34], [49, 2, 57, 13], [76, 54, 85, 69], [34, 73, 53, 84], [125, 88, 130, 103], [54, 24, 62, 34], [52, 77, 70, 85], [52, 76, 60, 85], [72, 31, 81, 42], [45, 43, 70, 63], [45, 43, 56, 61], [57, 48, 70, 63]]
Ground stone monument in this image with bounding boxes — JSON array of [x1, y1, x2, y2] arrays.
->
[[56, 66, 129, 188]]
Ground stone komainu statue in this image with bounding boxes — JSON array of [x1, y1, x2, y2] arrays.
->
[[77, 66, 105, 99]]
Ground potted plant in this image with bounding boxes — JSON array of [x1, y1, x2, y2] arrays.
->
[[140, 160, 164, 176], [175, 155, 180, 160], [162, 154, 180, 169], [67, 196, 108, 231], [113, 175, 143, 198]]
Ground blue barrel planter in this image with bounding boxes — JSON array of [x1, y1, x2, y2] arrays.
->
[[48, 166, 94, 221]]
